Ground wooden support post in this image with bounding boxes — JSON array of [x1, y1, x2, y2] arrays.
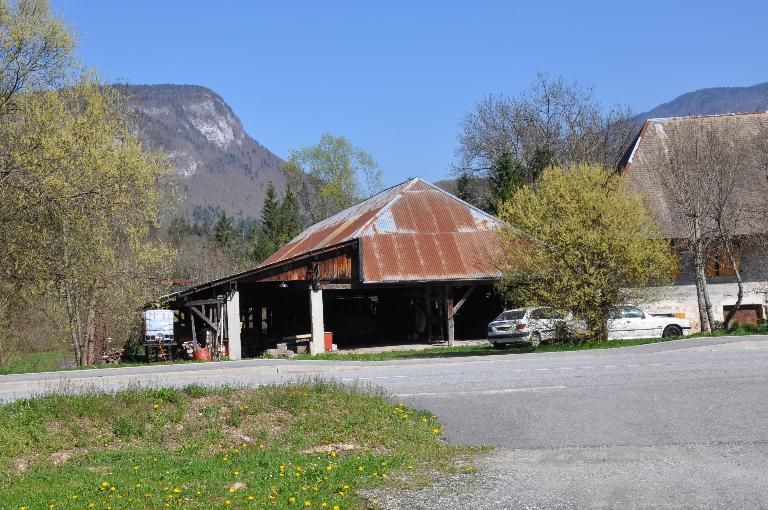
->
[[424, 285, 432, 342], [452, 285, 476, 316], [446, 285, 455, 346], [190, 312, 198, 350], [189, 306, 220, 333], [310, 287, 325, 355], [227, 290, 241, 360]]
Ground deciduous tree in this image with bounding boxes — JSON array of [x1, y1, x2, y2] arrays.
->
[[455, 74, 635, 191], [497, 164, 674, 343], [283, 133, 382, 223]]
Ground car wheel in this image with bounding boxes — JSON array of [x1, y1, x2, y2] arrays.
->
[[530, 332, 542, 348], [492, 342, 510, 350], [662, 325, 682, 338]]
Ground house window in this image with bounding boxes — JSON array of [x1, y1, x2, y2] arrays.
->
[[706, 243, 741, 277]]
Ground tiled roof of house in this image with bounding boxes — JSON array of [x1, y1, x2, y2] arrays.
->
[[622, 112, 768, 238]]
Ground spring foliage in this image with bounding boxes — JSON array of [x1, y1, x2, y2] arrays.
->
[[497, 164, 675, 342], [0, 1, 173, 365]]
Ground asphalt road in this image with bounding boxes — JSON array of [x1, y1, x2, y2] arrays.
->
[[3, 335, 768, 508]]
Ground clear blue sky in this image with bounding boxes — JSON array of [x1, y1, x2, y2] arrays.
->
[[53, 0, 767, 186]]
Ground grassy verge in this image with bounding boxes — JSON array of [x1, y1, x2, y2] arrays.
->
[[290, 327, 768, 362], [290, 336, 681, 361], [0, 350, 71, 375], [686, 322, 768, 339], [0, 382, 472, 509], [0, 351, 206, 376]]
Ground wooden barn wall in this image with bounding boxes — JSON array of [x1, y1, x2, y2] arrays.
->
[[253, 244, 358, 283]]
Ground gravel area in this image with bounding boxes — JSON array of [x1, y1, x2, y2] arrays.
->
[[364, 443, 768, 509]]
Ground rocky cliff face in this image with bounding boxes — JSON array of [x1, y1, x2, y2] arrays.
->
[[117, 84, 285, 223]]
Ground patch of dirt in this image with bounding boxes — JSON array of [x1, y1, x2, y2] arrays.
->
[[50, 450, 81, 466], [301, 443, 358, 455], [56, 357, 77, 370], [12, 457, 29, 474], [85, 465, 112, 475]]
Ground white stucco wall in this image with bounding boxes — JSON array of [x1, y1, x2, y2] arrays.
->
[[641, 281, 768, 331]]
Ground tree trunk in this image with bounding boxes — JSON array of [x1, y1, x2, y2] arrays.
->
[[84, 292, 97, 365], [701, 265, 715, 330], [64, 285, 83, 366], [692, 218, 712, 333], [722, 242, 744, 329], [588, 309, 610, 343]]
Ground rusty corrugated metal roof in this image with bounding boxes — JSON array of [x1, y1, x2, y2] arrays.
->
[[261, 178, 503, 283]]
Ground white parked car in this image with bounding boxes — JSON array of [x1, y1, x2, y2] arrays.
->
[[607, 306, 691, 339], [487, 307, 564, 348]]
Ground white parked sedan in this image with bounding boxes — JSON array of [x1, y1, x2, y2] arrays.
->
[[608, 306, 691, 339]]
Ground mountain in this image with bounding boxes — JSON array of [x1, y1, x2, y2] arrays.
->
[[636, 82, 768, 121], [117, 84, 285, 224]]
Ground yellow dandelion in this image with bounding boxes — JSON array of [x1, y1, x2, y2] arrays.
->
[[248, 495, 255, 501], [304, 502, 312, 507], [433, 428, 441, 434], [288, 496, 296, 503], [225, 500, 231, 505], [173, 488, 181, 493], [153, 404, 160, 409]]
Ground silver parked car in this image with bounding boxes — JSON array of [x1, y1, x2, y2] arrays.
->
[[487, 307, 565, 348]]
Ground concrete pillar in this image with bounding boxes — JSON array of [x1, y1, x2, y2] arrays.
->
[[446, 285, 455, 346], [227, 290, 241, 360], [310, 287, 325, 355]]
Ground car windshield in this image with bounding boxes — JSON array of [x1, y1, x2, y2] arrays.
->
[[495, 310, 525, 321], [622, 307, 645, 319], [529, 307, 565, 320]]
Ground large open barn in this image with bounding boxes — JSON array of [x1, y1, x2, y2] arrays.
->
[[160, 178, 505, 358]]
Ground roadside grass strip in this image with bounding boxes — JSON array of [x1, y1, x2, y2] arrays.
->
[[289, 323, 768, 362], [0, 382, 472, 509]]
